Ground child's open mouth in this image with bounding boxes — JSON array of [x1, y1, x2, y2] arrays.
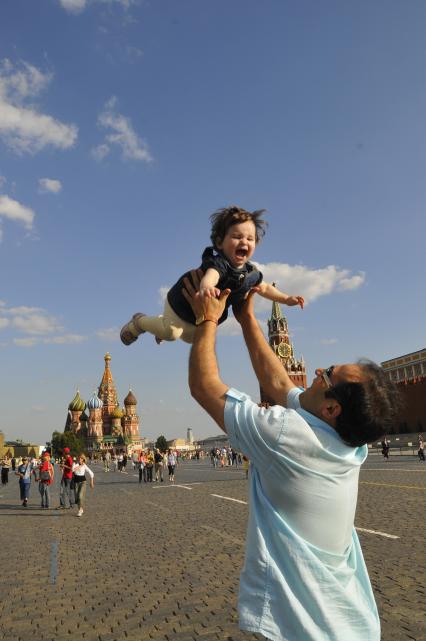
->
[[236, 248, 248, 258]]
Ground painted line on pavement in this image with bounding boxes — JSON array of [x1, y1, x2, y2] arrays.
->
[[363, 468, 426, 473], [50, 541, 58, 584], [152, 484, 193, 490], [356, 527, 399, 540], [211, 493, 247, 505], [360, 481, 426, 490]]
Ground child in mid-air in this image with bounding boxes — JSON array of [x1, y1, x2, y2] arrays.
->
[[120, 206, 304, 346]]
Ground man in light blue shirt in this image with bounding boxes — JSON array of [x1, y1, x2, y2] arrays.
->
[[184, 276, 400, 641]]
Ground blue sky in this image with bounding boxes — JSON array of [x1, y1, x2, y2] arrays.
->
[[0, 0, 424, 445]]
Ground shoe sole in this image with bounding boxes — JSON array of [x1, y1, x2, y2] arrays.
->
[[120, 313, 146, 345]]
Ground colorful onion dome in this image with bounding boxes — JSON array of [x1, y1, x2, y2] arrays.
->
[[112, 404, 123, 419], [87, 391, 103, 410], [124, 389, 137, 405], [68, 390, 86, 412]]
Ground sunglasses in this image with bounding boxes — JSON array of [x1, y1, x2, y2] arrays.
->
[[321, 365, 335, 388]]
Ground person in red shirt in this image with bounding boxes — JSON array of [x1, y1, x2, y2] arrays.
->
[[37, 451, 54, 509], [57, 447, 74, 509]]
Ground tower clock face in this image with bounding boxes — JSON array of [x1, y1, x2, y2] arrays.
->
[[278, 343, 291, 358]]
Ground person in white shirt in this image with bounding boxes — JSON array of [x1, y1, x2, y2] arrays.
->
[[72, 454, 94, 517]]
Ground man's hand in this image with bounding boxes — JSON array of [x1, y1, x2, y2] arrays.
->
[[182, 269, 230, 324]]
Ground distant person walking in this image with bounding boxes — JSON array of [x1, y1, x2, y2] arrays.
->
[[154, 449, 164, 482], [1, 458, 10, 485], [167, 449, 176, 482], [15, 456, 35, 507], [381, 437, 390, 461], [418, 434, 425, 462], [104, 450, 112, 472], [72, 454, 94, 517]]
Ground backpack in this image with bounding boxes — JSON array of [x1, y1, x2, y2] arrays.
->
[[40, 463, 51, 481]]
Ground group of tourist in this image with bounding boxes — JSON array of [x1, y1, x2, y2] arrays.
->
[[210, 446, 242, 467], [380, 433, 425, 461], [136, 448, 177, 483], [3, 445, 182, 514], [3, 449, 94, 516]]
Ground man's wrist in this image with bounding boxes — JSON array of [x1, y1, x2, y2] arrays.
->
[[195, 315, 218, 326]]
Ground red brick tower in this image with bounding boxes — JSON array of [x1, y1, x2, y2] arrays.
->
[[260, 296, 307, 405]]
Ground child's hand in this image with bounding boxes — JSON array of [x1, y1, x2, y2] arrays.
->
[[286, 296, 304, 309], [200, 286, 221, 300]]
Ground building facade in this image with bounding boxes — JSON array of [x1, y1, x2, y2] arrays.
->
[[381, 348, 426, 432], [65, 353, 143, 453], [0, 432, 42, 459], [260, 298, 307, 404]]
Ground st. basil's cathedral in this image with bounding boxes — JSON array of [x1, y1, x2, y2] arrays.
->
[[65, 353, 143, 453]]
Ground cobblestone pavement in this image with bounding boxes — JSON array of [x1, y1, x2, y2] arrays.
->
[[0, 454, 425, 641]]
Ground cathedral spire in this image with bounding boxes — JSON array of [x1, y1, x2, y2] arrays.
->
[[270, 283, 284, 321], [98, 352, 118, 410]]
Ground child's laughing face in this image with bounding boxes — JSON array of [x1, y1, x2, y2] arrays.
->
[[216, 220, 256, 269]]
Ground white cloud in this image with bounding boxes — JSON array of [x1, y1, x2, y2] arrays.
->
[[253, 262, 365, 313], [0, 59, 78, 154], [59, 0, 136, 12], [96, 327, 120, 341], [14, 334, 87, 347], [95, 96, 152, 162], [91, 143, 110, 162], [38, 178, 62, 194], [0, 195, 35, 230], [1, 300, 88, 345], [6, 305, 42, 314], [43, 334, 87, 344], [59, 0, 87, 12], [217, 317, 242, 337], [12, 313, 63, 335], [158, 287, 168, 304], [14, 337, 39, 347], [126, 46, 144, 60]]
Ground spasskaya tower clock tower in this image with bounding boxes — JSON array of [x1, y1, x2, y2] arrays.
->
[[260, 288, 307, 405]]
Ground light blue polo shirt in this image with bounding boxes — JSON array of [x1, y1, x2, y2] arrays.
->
[[224, 386, 380, 641]]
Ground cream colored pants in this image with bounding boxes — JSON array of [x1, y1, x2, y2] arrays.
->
[[135, 300, 195, 344]]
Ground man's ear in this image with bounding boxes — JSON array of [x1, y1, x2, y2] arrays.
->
[[321, 399, 342, 423]]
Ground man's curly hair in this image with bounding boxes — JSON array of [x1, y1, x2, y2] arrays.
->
[[325, 360, 404, 447], [210, 206, 267, 249]]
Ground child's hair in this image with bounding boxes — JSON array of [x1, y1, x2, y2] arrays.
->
[[209, 206, 267, 248]]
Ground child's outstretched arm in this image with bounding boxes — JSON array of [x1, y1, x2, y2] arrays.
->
[[257, 282, 304, 309], [199, 268, 221, 299]]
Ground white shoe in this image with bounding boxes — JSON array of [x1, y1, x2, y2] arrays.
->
[[77, 508, 83, 517]]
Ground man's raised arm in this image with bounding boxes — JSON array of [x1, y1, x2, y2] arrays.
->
[[183, 274, 230, 432], [233, 291, 296, 406]]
